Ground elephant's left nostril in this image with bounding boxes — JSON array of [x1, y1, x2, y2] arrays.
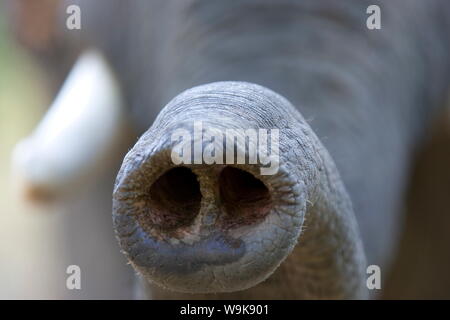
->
[[219, 166, 273, 228], [145, 166, 202, 231]]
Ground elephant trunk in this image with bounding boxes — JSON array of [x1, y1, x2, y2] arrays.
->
[[113, 81, 367, 298]]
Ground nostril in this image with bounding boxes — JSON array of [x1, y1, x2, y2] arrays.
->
[[219, 166, 273, 228], [146, 167, 201, 231]]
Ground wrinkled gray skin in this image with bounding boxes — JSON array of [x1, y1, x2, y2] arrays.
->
[[113, 82, 367, 298], [64, 0, 450, 298]]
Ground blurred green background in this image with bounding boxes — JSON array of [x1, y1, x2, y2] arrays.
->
[[0, 10, 69, 299]]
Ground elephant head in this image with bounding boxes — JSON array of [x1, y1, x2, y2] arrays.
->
[[9, 0, 450, 299]]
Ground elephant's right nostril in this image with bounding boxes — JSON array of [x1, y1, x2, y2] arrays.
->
[[145, 167, 201, 231], [219, 166, 273, 228]]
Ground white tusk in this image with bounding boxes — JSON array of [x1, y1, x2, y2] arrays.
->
[[12, 49, 125, 200]]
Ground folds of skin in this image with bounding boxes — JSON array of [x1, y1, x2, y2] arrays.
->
[[113, 81, 367, 299]]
